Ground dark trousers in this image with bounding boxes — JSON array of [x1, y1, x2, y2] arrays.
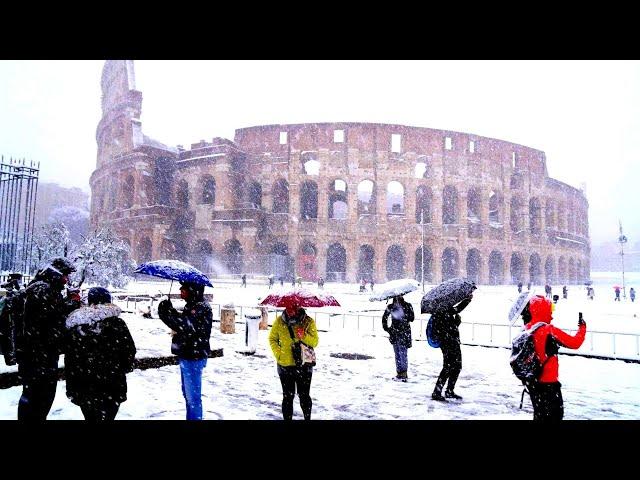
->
[[529, 382, 564, 421], [434, 340, 462, 394], [80, 400, 121, 421], [17, 361, 59, 421], [277, 365, 313, 420]]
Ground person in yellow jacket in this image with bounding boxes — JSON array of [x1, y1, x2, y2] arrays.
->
[[268, 300, 319, 420]]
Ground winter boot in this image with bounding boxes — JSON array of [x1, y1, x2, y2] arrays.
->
[[445, 390, 463, 400], [393, 371, 408, 382], [431, 385, 447, 401]]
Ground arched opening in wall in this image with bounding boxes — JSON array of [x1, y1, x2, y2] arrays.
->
[[269, 242, 294, 281], [301, 152, 320, 175], [328, 179, 348, 219], [326, 243, 347, 282], [386, 181, 405, 214], [545, 257, 555, 285], [247, 181, 262, 209], [442, 247, 459, 281], [415, 246, 433, 283], [386, 245, 406, 280], [176, 180, 189, 208], [529, 253, 542, 285], [510, 253, 525, 284], [415, 161, 428, 179], [488, 251, 504, 285], [358, 245, 375, 282], [122, 175, 135, 209], [161, 238, 176, 259], [510, 197, 524, 233], [300, 181, 318, 219], [567, 206, 575, 234], [545, 199, 555, 229], [224, 239, 243, 275], [556, 202, 565, 231], [466, 249, 481, 284], [576, 259, 582, 284], [272, 179, 289, 213], [558, 257, 567, 284], [568, 258, 576, 285], [442, 186, 458, 225], [467, 188, 482, 238], [193, 239, 213, 273], [529, 198, 542, 234], [297, 241, 317, 281], [357, 180, 375, 215], [200, 176, 216, 205], [489, 191, 501, 224], [137, 236, 152, 264], [154, 157, 174, 206], [142, 174, 155, 206], [416, 186, 432, 224]]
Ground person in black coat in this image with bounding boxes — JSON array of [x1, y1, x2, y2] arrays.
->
[[64, 287, 136, 421], [382, 295, 415, 381], [157, 281, 212, 420], [430, 294, 473, 401], [17, 257, 81, 421]]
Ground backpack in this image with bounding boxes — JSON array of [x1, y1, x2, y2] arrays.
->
[[426, 315, 440, 348], [0, 289, 27, 366], [510, 322, 550, 385]]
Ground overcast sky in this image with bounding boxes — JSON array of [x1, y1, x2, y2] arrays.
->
[[0, 60, 638, 245]]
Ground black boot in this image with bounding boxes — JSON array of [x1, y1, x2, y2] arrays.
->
[[445, 390, 462, 400]]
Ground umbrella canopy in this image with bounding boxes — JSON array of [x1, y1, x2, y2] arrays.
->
[[508, 291, 533, 325], [133, 260, 213, 287], [421, 278, 476, 314], [369, 279, 419, 302], [613, 285, 622, 289], [260, 288, 340, 308]]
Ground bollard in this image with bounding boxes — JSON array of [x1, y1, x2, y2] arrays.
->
[[259, 306, 269, 330], [244, 309, 262, 354], [220, 304, 236, 334]]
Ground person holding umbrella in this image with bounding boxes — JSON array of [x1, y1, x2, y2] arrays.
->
[[267, 297, 320, 420], [382, 295, 415, 382], [157, 281, 213, 420]]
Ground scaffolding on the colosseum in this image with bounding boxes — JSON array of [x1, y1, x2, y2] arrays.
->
[[0, 157, 39, 275]]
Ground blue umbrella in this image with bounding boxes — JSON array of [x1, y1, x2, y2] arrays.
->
[[134, 260, 213, 290]]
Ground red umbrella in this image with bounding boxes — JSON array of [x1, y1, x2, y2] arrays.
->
[[613, 285, 621, 289], [260, 288, 340, 308]]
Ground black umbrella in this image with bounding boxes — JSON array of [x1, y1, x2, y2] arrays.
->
[[420, 278, 477, 314]]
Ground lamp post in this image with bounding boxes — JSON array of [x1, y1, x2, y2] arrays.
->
[[619, 220, 628, 299], [421, 210, 425, 292]]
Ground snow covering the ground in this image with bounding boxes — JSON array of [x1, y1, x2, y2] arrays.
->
[[1, 272, 638, 420]]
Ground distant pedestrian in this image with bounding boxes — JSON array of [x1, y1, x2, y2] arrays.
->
[[588, 287, 595, 301], [382, 295, 414, 382], [296, 277, 302, 288], [317, 276, 324, 289], [544, 284, 552, 299], [359, 278, 366, 293], [517, 282, 523, 293], [614, 286, 621, 301], [562, 285, 568, 299], [370, 280, 375, 292], [527, 282, 531, 291], [630, 287, 636, 303], [268, 275, 274, 289], [241, 273, 247, 288], [279, 276, 284, 287]]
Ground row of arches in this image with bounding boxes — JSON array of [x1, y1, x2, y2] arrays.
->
[[134, 235, 587, 284]]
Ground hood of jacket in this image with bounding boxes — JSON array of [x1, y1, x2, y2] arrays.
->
[[527, 295, 552, 325], [66, 303, 122, 329]]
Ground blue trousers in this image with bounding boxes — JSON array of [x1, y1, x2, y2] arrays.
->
[[179, 358, 207, 420], [393, 344, 408, 373]]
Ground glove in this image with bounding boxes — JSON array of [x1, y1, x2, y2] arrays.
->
[[578, 313, 586, 327], [158, 299, 173, 317]]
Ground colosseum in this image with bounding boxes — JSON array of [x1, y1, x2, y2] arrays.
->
[[90, 60, 590, 285]]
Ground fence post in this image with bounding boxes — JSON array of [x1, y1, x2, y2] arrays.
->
[[612, 334, 616, 355], [489, 324, 493, 344], [471, 323, 475, 342]]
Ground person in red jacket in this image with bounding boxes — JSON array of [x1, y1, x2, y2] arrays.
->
[[525, 295, 587, 421]]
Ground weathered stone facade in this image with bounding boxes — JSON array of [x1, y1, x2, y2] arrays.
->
[[90, 61, 590, 285]]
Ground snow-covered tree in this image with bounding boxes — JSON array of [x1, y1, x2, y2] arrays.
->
[[48, 206, 89, 243], [32, 222, 71, 269], [71, 227, 135, 288]]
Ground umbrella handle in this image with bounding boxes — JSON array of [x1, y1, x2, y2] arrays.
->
[[169, 280, 173, 298]]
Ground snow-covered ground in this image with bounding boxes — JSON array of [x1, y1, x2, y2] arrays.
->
[[1, 272, 639, 420]]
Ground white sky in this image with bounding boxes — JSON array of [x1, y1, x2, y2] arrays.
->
[[0, 60, 638, 244], [1, 275, 638, 419]]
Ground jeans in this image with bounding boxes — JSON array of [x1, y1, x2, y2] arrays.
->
[[392, 344, 408, 374], [529, 382, 564, 421], [179, 358, 207, 420], [17, 359, 59, 422], [434, 340, 462, 394]]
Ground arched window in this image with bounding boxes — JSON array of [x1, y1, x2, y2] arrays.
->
[[489, 191, 501, 224], [176, 179, 189, 207], [415, 246, 433, 283], [386, 181, 404, 214], [510, 196, 524, 233], [386, 245, 405, 280], [247, 181, 262, 208], [488, 251, 504, 285], [510, 253, 525, 284], [466, 249, 481, 284], [416, 186, 431, 224], [326, 243, 347, 282], [328, 179, 348, 219], [357, 180, 375, 215], [442, 186, 458, 224], [272, 179, 289, 213], [201, 176, 216, 205], [545, 257, 555, 285], [300, 181, 318, 219], [358, 245, 375, 281], [122, 175, 135, 209], [301, 152, 320, 175], [545, 199, 555, 229], [529, 198, 541, 234], [442, 248, 459, 281], [224, 239, 243, 274], [529, 253, 542, 284]]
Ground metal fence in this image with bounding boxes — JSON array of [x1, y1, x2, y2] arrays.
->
[[210, 303, 640, 362]]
